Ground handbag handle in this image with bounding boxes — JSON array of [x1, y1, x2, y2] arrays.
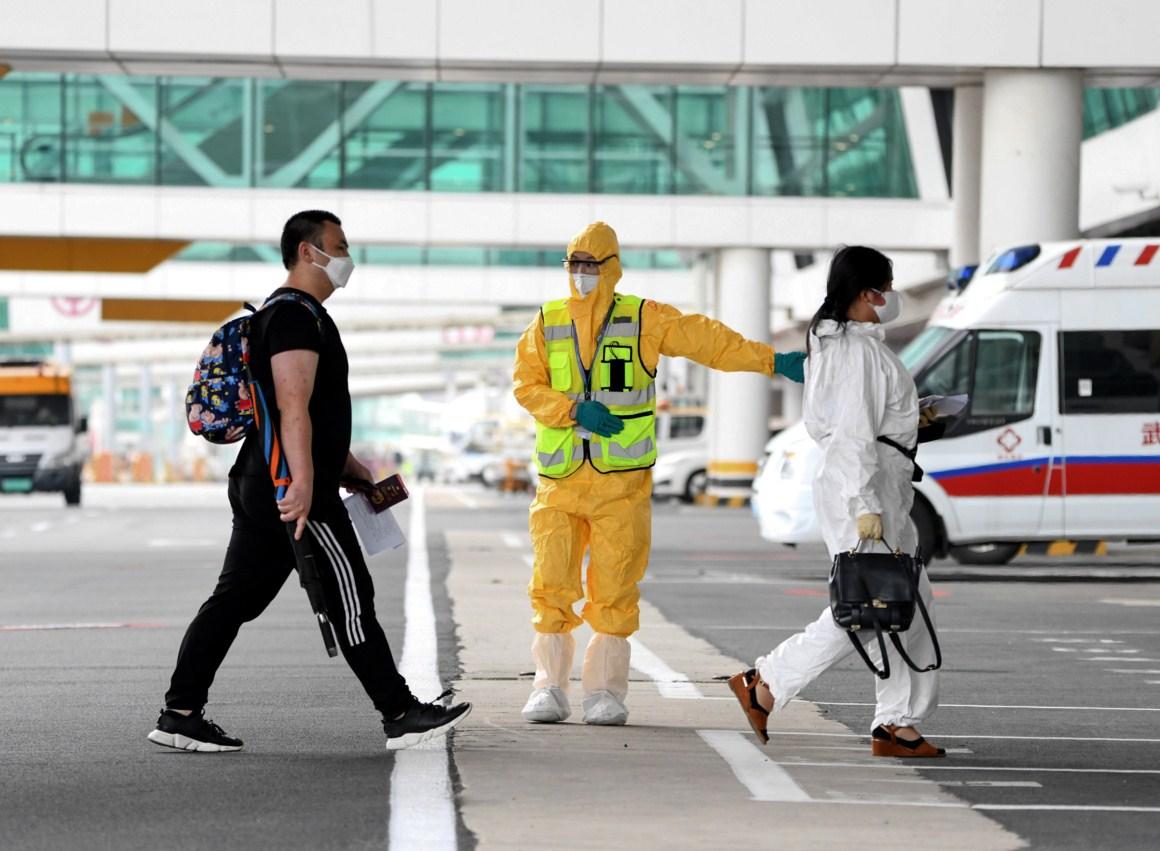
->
[[843, 540, 943, 678]]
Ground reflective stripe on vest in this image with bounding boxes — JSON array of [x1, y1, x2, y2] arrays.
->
[[533, 293, 657, 478]]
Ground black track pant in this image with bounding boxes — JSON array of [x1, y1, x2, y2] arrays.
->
[[164, 475, 414, 718]]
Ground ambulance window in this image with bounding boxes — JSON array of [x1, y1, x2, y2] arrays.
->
[[1060, 330, 1160, 414], [916, 336, 971, 399], [972, 331, 1040, 417], [669, 415, 704, 439]]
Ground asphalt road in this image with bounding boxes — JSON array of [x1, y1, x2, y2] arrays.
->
[[1, 484, 1158, 850]]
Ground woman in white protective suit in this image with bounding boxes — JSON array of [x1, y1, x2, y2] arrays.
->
[[727, 245, 945, 758]]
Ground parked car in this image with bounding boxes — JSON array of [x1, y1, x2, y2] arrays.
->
[[650, 407, 708, 502], [753, 238, 1160, 565]]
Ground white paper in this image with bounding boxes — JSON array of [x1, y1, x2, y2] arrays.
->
[[343, 492, 406, 555], [919, 394, 970, 419]]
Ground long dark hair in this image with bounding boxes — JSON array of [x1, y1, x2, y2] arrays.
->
[[806, 245, 893, 353]]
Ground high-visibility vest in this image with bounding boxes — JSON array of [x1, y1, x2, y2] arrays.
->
[[534, 293, 657, 478]]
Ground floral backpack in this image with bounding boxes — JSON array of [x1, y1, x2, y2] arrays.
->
[[185, 293, 320, 444]]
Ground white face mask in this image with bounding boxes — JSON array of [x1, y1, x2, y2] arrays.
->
[[311, 246, 354, 289], [573, 273, 599, 297], [871, 289, 902, 324]]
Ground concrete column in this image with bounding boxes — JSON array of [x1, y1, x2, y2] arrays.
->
[[979, 70, 1084, 260], [951, 85, 983, 272], [706, 248, 771, 502], [101, 363, 117, 454]]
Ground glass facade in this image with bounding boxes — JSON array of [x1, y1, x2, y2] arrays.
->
[[0, 72, 919, 198], [1083, 88, 1160, 138], [172, 241, 687, 269]]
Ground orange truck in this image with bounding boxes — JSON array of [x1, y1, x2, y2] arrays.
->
[[0, 360, 87, 505]]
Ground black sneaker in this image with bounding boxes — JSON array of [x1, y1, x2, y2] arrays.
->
[[383, 699, 472, 751], [147, 709, 244, 753]]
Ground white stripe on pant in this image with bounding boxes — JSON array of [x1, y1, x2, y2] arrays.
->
[[308, 520, 365, 646]]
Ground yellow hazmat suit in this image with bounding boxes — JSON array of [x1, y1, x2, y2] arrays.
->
[[512, 221, 779, 725]]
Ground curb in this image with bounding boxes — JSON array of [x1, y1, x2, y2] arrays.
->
[[1018, 540, 1108, 557]]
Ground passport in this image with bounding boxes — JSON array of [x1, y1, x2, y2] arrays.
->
[[342, 474, 409, 514]]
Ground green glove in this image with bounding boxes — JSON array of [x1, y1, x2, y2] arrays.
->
[[774, 351, 807, 384], [575, 400, 624, 438]]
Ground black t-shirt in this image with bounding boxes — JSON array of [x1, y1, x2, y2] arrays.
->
[[232, 287, 351, 512]]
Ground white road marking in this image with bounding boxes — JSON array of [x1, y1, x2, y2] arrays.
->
[[452, 491, 480, 510], [628, 637, 703, 699], [1106, 669, 1160, 675], [30, 521, 51, 533], [147, 538, 217, 548], [702, 735, 1160, 812], [762, 730, 1160, 744], [1082, 657, 1160, 663], [1079, 648, 1139, 654], [878, 780, 1043, 788], [698, 730, 811, 802], [770, 758, 1160, 775], [521, 554, 535, 569], [0, 621, 161, 631], [1100, 598, 1160, 607], [1034, 638, 1123, 644], [501, 532, 525, 549], [389, 487, 457, 851], [812, 701, 1160, 712]]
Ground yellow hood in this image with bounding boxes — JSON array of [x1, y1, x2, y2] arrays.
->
[[565, 221, 623, 364]]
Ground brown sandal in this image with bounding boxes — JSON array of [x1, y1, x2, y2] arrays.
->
[[871, 725, 946, 758], [727, 668, 771, 745]]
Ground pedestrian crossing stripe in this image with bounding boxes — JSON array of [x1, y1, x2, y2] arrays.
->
[[1019, 540, 1107, 557]]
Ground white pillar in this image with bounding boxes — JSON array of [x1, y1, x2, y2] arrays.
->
[[979, 70, 1083, 260], [707, 248, 771, 501], [951, 85, 983, 272]]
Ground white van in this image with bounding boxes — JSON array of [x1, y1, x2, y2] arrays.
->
[[0, 360, 87, 505], [753, 238, 1160, 564]]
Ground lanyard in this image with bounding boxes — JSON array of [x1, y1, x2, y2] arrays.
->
[[570, 305, 616, 399]]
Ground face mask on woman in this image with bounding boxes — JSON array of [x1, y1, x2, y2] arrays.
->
[[870, 289, 902, 324]]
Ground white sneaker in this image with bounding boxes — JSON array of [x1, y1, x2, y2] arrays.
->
[[521, 686, 571, 723], [582, 690, 628, 726]]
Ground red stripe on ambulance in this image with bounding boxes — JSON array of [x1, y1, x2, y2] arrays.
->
[[1135, 244, 1159, 266]]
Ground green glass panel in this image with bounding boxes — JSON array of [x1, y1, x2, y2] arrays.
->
[[61, 76, 156, 184], [594, 85, 673, 194], [0, 297, 7, 331], [344, 82, 429, 190], [674, 86, 742, 195], [0, 73, 64, 182], [160, 76, 246, 185], [429, 84, 505, 192], [1083, 88, 1160, 138], [521, 86, 589, 193]]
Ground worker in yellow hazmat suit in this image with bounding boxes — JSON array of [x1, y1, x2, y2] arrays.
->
[[512, 221, 806, 725]]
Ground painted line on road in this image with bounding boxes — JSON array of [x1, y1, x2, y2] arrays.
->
[[0, 621, 164, 631], [767, 757, 1160, 775], [699, 732, 1160, 812], [501, 532, 525, 549], [30, 521, 51, 533], [390, 486, 457, 851], [691, 625, 1160, 636], [1082, 657, 1160, 663], [1106, 669, 1160, 675], [879, 779, 1043, 788], [147, 538, 218, 548], [698, 730, 811, 802], [521, 554, 534, 569], [1100, 598, 1160, 607], [762, 730, 1160, 744], [812, 701, 1160, 713], [1034, 638, 1124, 644], [628, 637, 704, 699], [452, 491, 480, 510]]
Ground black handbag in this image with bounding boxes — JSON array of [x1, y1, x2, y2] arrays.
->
[[829, 539, 942, 680]]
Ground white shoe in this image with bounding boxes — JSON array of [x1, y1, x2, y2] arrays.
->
[[521, 687, 571, 723], [582, 690, 628, 726]]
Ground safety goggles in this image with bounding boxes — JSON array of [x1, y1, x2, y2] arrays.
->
[[562, 255, 618, 272]]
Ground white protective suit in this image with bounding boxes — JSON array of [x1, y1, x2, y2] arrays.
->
[[755, 319, 939, 731]]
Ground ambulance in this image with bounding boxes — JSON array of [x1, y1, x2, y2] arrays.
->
[[0, 360, 87, 505], [753, 238, 1160, 564]]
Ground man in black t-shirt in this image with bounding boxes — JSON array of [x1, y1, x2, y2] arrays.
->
[[148, 210, 470, 752]]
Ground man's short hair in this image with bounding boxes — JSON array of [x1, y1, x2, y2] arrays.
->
[[281, 210, 342, 270]]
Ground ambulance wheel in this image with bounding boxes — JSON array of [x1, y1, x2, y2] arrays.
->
[[910, 496, 944, 561], [682, 469, 708, 503], [950, 543, 1020, 566]]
